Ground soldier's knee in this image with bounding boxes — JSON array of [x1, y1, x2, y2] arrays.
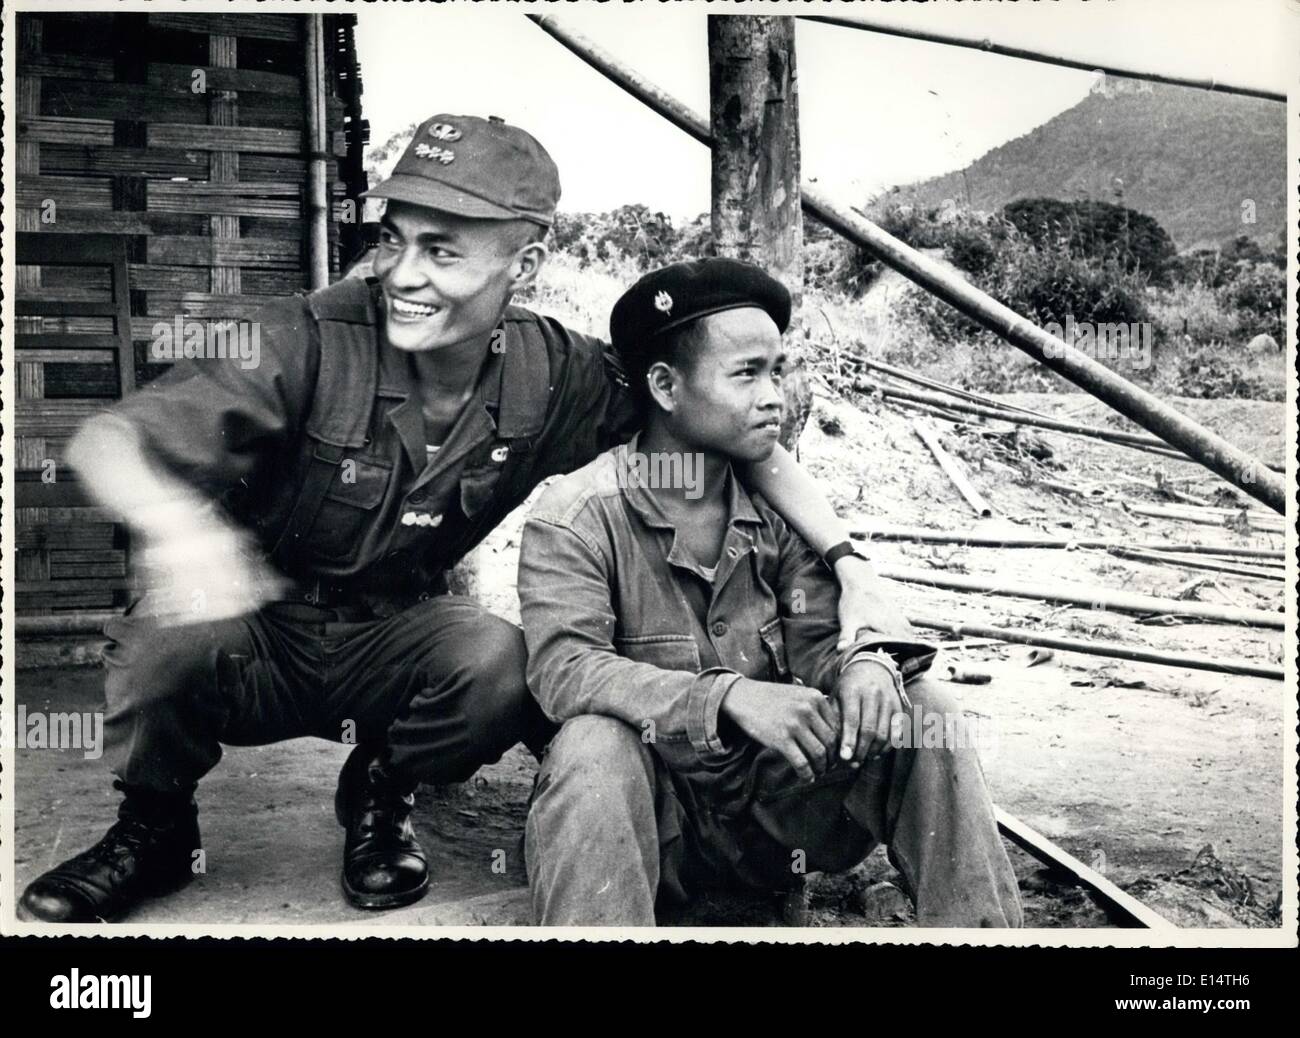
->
[[421, 612, 528, 700], [544, 716, 652, 801], [901, 675, 961, 716], [103, 609, 252, 711]]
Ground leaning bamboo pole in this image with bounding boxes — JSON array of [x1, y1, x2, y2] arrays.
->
[[527, 14, 1286, 513], [800, 13, 1285, 104], [879, 563, 1283, 628], [912, 615, 1282, 680]]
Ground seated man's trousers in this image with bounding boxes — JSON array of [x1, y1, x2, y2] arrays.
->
[[525, 677, 1022, 927]]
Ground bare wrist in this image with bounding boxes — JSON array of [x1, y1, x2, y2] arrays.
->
[[832, 550, 874, 581]]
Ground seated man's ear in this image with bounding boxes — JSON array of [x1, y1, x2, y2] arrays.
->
[[646, 360, 679, 414], [508, 241, 549, 291]]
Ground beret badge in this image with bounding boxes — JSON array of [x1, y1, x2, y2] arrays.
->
[[653, 290, 674, 314]]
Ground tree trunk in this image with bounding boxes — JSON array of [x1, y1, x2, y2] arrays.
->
[[708, 15, 810, 450]]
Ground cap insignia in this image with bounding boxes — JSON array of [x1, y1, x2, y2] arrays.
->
[[428, 122, 462, 142], [415, 143, 456, 165], [654, 291, 673, 314]]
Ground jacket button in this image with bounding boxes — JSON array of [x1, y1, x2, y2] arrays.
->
[[410, 489, 427, 504], [711, 621, 728, 637]]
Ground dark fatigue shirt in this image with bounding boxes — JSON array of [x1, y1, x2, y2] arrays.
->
[[111, 278, 637, 611], [517, 436, 896, 806]]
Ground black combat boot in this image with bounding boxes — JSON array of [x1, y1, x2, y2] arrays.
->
[[335, 745, 429, 910], [19, 782, 200, 923]]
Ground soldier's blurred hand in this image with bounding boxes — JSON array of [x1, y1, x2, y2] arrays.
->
[[133, 500, 289, 626]]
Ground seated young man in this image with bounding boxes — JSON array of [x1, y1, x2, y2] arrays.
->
[[516, 258, 1023, 927]]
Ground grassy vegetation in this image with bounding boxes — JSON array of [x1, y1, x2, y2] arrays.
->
[[528, 200, 1285, 402]]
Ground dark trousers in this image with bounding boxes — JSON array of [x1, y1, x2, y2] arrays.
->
[[101, 594, 554, 795]]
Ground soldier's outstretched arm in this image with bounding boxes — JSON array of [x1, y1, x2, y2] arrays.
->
[[69, 414, 288, 626], [740, 442, 915, 647]]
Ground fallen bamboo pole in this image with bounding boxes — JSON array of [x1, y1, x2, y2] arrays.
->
[[527, 14, 1286, 514], [877, 562, 1284, 627], [911, 615, 1283, 680], [886, 397, 974, 426], [808, 342, 1050, 420], [884, 387, 1289, 473], [800, 13, 1285, 104], [1107, 547, 1285, 582], [871, 380, 1197, 451], [912, 419, 993, 517], [1125, 502, 1284, 529], [995, 808, 1176, 929], [850, 522, 1286, 560], [882, 392, 1196, 464]]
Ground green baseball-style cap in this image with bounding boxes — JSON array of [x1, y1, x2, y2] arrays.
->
[[363, 114, 561, 228]]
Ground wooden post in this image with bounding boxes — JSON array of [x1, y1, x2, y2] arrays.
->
[[708, 16, 810, 448]]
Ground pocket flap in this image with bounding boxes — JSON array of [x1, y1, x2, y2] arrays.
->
[[459, 464, 501, 519], [323, 457, 390, 509], [758, 617, 790, 679], [613, 635, 702, 673]]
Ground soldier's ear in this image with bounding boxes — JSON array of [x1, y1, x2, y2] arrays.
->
[[508, 241, 548, 290], [645, 361, 677, 414]]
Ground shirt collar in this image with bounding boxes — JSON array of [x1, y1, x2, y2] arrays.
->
[[376, 303, 550, 474], [483, 306, 550, 441], [616, 434, 764, 532]]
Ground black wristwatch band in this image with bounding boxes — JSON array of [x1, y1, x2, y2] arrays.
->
[[823, 539, 865, 568]]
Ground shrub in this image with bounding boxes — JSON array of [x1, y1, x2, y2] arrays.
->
[[1002, 198, 1177, 285], [1223, 262, 1284, 342]]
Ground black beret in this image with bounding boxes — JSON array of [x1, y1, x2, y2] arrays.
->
[[609, 258, 792, 364]]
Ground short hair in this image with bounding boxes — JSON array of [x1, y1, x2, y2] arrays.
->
[[497, 219, 548, 255], [621, 319, 707, 417]]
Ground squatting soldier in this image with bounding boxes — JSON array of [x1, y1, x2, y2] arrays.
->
[[21, 116, 898, 923], [519, 259, 1023, 926]]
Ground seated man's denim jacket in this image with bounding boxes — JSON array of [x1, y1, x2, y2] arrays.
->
[[518, 436, 929, 809]]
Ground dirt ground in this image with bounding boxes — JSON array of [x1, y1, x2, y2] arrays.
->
[[10, 387, 1290, 929]]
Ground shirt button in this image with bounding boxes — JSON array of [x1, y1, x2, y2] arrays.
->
[[711, 621, 728, 637]]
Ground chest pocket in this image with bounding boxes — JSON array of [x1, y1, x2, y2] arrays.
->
[[613, 634, 702, 673], [459, 438, 535, 520], [308, 454, 392, 560]]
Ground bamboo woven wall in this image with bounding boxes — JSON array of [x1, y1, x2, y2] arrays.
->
[[13, 11, 368, 615]]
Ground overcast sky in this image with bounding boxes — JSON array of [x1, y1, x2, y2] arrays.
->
[[355, 0, 1294, 221]]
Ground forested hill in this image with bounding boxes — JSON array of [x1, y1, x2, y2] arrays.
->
[[893, 81, 1284, 250]]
